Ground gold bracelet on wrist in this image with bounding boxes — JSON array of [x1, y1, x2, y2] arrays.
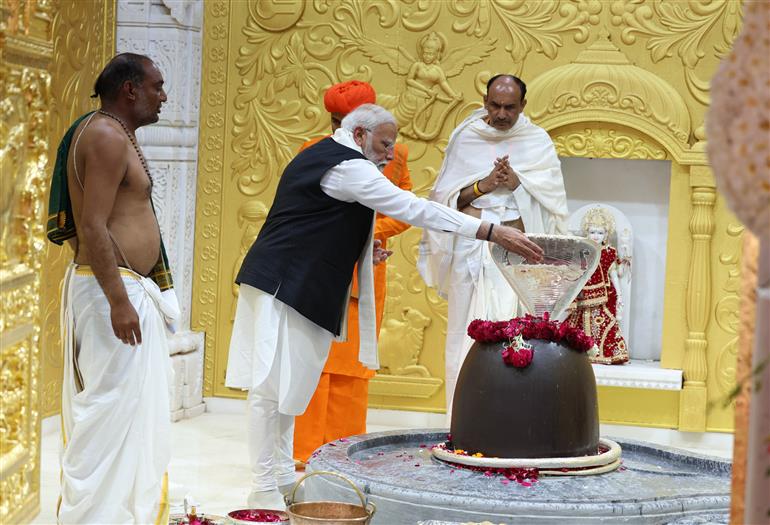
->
[[472, 180, 484, 197]]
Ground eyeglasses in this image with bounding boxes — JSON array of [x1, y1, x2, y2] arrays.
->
[[365, 129, 395, 152]]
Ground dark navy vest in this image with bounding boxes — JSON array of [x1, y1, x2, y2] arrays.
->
[[236, 138, 374, 335]]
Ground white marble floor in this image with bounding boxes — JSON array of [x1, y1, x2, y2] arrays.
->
[[30, 405, 734, 524]]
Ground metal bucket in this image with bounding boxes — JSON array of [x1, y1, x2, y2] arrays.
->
[[284, 471, 376, 525]]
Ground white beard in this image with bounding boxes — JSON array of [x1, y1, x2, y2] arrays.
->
[[364, 142, 387, 172]]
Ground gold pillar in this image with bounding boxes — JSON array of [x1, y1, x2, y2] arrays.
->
[[0, 1, 53, 521], [679, 165, 716, 431], [39, 0, 116, 420], [0, 1, 114, 522]]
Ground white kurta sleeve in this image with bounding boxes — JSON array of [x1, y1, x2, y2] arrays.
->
[[322, 158, 482, 238]]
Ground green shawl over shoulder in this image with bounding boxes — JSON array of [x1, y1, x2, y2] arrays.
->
[[46, 112, 174, 291]]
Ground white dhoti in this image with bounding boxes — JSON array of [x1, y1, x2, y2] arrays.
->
[[59, 265, 174, 525], [226, 284, 334, 493]]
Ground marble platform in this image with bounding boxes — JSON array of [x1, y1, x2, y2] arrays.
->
[[305, 429, 731, 524]]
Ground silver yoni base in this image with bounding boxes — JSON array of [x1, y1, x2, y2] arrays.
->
[[305, 429, 730, 524]]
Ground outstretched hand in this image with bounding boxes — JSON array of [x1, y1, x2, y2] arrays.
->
[[478, 223, 544, 263], [373, 239, 393, 265]]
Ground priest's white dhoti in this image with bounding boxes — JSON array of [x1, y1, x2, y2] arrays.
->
[[226, 284, 334, 492], [58, 264, 175, 525]]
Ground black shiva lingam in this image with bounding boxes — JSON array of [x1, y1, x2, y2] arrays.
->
[[433, 234, 622, 475]]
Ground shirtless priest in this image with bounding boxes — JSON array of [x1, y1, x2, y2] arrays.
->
[[47, 53, 178, 523], [226, 103, 544, 509]]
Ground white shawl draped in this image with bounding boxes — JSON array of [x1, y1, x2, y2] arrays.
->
[[418, 110, 568, 297]]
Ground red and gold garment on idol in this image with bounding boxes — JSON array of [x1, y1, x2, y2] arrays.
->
[[565, 245, 629, 365]]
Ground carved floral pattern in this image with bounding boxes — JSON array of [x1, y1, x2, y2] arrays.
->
[[714, 223, 745, 398], [448, 0, 602, 61], [553, 128, 667, 160], [610, 0, 742, 105], [1, 1, 58, 520]]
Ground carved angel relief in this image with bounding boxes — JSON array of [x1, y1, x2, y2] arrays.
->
[[345, 29, 495, 141]]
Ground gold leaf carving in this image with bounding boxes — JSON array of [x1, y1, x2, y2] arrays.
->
[[350, 28, 492, 140], [528, 38, 692, 145], [195, 0, 230, 395], [448, 0, 602, 61], [611, 0, 740, 67], [553, 128, 667, 160], [0, 0, 61, 518], [714, 223, 745, 397], [192, 0, 745, 419], [231, 200, 269, 320], [379, 307, 432, 376], [252, 0, 305, 32], [400, 0, 442, 32], [610, 0, 742, 105]]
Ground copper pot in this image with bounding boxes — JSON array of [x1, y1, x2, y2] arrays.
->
[[284, 471, 375, 525]]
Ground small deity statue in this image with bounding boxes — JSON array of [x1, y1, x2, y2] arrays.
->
[[565, 206, 629, 365]]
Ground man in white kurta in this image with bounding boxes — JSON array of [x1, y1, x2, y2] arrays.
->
[[225, 104, 544, 509], [418, 75, 569, 414]]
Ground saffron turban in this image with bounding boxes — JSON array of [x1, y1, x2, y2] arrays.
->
[[323, 81, 376, 115]]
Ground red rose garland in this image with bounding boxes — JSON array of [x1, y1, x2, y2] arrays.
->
[[467, 313, 594, 368], [502, 343, 533, 368]]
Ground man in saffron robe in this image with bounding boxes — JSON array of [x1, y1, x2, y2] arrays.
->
[[418, 75, 569, 415], [292, 81, 413, 467]]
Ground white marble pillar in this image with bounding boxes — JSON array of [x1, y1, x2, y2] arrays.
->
[[116, 0, 205, 420]]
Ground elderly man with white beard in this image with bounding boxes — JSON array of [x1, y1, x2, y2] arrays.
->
[[226, 103, 544, 509], [419, 75, 569, 416]]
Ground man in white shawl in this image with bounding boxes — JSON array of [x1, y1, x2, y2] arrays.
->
[[419, 75, 568, 413]]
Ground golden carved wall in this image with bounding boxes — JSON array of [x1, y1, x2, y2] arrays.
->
[[0, 1, 114, 522], [38, 0, 116, 420], [1, 1, 52, 520], [193, 0, 744, 430]]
